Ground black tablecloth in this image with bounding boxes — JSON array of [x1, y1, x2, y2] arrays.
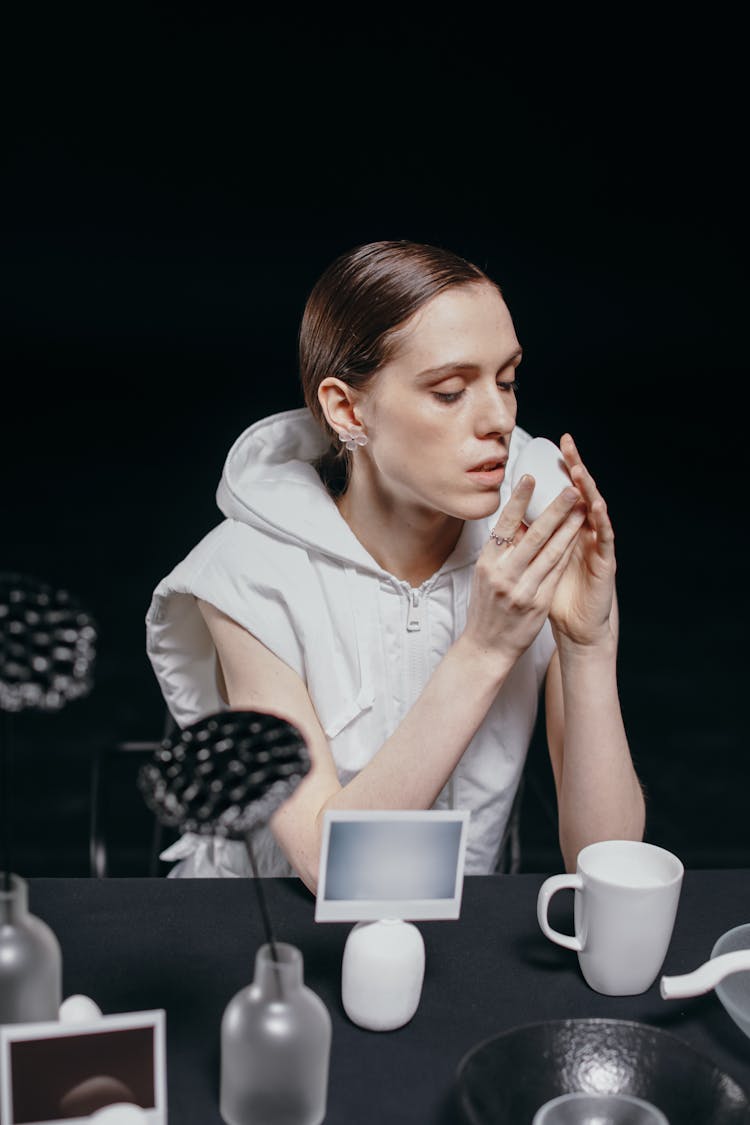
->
[[26, 871, 750, 1124]]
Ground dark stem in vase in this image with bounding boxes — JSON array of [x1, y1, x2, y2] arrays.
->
[[1, 711, 12, 891], [244, 831, 280, 964]]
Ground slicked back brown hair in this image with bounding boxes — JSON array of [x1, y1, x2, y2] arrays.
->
[[299, 239, 499, 495]]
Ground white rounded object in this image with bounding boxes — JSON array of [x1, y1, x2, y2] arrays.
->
[[90, 1106, 148, 1124], [511, 437, 573, 523], [58, 993, 103, 1024], [341, 919, 425, 1031]]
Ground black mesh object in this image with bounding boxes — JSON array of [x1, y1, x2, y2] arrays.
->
[[137, 710, 311, 838], [0, 572, 97, 713]]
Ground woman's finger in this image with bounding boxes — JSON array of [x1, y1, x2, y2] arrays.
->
[[561, 433, 601, 507], [535, 519, 584, 602], [589, 496, 615, 555], [560, 433, 615, 540], [489, 474, 536, 549], [504, 484, 583, 569], [519, 502, 587, 589]]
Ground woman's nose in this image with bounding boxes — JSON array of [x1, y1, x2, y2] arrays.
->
[[475, 384, 515, 436]]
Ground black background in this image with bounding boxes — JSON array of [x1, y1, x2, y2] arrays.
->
[[3, 7, 747, 875]]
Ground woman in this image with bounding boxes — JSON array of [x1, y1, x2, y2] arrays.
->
[[146, 240, 645, 890]]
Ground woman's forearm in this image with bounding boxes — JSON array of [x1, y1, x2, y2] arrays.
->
[[199, 598, 523, 893], [273, 636, 515, 893], [553, 637, 645, 870], [321, 634, 514, 814]]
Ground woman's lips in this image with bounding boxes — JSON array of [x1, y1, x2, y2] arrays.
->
[[467, 461, 506, 485]]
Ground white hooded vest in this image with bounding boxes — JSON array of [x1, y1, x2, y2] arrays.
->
[[146, 408, 555, 877]]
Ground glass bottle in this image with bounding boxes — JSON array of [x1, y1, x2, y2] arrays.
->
[[0, 873, 62, 1024], [220, 942, 331, 1125]]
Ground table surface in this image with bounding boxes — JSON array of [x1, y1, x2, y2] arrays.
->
[[24, 870, 750, 1124]]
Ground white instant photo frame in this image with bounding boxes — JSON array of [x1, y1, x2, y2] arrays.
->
[[315, 809, 470, 922], [0, 1009, 166, 1125]]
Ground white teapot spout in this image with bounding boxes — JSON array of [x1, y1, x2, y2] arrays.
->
[[660, 949, 750, 1000]]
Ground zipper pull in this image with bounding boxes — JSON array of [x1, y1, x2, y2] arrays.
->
[[406, 589, 422, 632]]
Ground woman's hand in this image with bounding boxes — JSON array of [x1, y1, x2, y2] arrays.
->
[[547, 433, 617, 648], [463, 472, 587, 666]]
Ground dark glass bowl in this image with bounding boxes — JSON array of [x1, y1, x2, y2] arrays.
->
[[456, 1018, 750, 1125]]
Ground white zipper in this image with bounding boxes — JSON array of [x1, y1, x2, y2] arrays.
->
[[406, 588, 422, 632], [404, 584, 428, 719], [404, 581, 455, 809]]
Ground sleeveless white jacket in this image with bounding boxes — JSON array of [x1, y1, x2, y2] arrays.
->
[[146, 408, 555, 876]]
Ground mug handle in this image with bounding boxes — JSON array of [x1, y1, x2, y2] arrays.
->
[[537, 873, 584, 951]]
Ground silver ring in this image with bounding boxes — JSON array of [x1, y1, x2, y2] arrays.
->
[[490, 529, 515, 548]]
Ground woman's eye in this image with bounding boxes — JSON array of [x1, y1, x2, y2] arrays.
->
[[432, 379, 517, 404]]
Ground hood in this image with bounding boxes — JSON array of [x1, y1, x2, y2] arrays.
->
[[215, 407, 523, 579]]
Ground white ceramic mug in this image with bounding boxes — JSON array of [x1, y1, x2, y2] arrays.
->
[[537, 840, 684, 996]]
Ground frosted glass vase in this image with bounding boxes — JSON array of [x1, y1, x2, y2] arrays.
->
[[220, 942, 331, 1125], [0, 873, 62, 1024]]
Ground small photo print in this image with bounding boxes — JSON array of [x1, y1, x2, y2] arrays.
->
[[315, 809, 470, 922], [0, 1010, 166, 1125]]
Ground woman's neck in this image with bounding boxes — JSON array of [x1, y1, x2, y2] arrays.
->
[[336, 476, 464, 588]]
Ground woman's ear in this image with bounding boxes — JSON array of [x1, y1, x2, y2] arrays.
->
[[318, 378, 364, 436]]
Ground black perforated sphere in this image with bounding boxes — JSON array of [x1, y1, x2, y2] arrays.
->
[[0, 572, 97, 712], [137, 710, 311, 837]]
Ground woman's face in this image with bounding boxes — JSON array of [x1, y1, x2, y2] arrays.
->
[[356, 282, 521, 521]]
